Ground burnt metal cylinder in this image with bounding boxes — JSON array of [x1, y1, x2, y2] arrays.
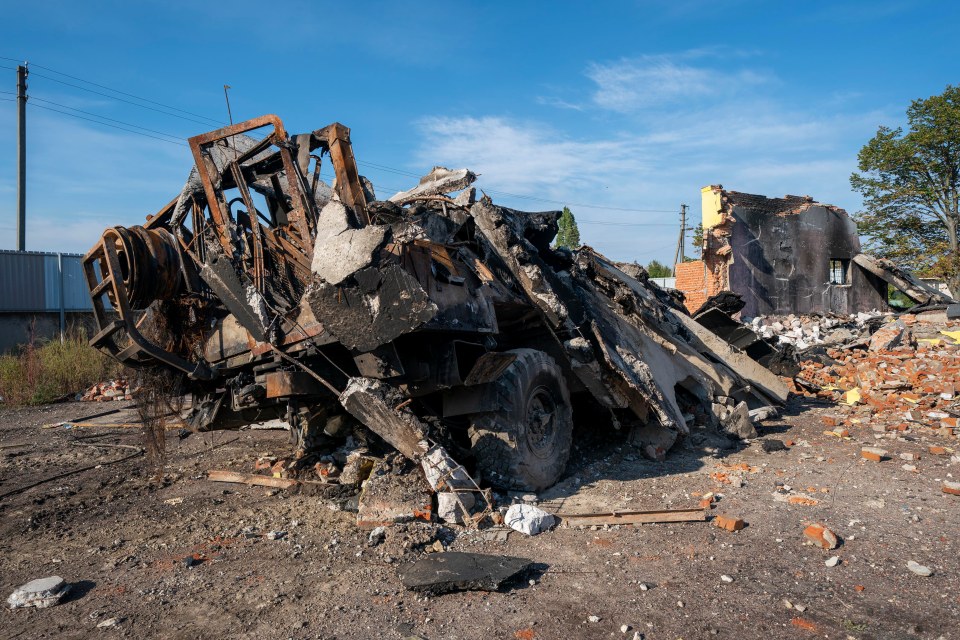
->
[[102, 225, 183, 309]]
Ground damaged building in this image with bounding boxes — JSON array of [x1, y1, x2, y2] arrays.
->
[[675, 186, 890, 317]]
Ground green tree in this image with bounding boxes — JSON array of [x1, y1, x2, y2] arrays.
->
[[689, 222, 704, 258], [555, 206, 581, 249], [851, 85, 960, 297], [646, 259, 673, 278]]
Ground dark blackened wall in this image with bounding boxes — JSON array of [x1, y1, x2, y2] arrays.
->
[[727, 202, 887, 317]]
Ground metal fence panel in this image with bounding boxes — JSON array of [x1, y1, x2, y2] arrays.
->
[[62, 256, 94, 311], [0, 251, 47, 311], [0, 250, 93, 312], [43, 254, 60, 310]]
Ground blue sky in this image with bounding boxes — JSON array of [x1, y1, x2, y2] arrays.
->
[[1, 0, 957, 266]]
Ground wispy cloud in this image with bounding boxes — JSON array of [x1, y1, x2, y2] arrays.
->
[[586, 54, 770, 112], [413, 49, 893, 263], [535, 95, 584, 111], [415, 116, 649, 197]]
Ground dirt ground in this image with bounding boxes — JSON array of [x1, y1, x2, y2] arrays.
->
[[1, 395, 957, 640]]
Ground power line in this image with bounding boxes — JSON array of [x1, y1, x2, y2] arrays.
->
[[15, 63, 681, 218], [357, 161, 674, 213], [30, 95, 188, 142], [29, 71, 221, 128], [29, 62, 224, 126], [30, 103, 188, 146], [579, 221, 675, 227]]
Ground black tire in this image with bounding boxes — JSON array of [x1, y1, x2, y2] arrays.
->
[[468, 349, 573, 491]]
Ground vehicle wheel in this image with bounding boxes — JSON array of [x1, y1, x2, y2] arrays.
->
[[468, 348, 573, 491]]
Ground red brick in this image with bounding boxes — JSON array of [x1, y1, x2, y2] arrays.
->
[[929, 446, 948, 456], [713, 515, 745, 532], [861, 447, 887, 462], [803, 523, 839, 549], [943, 481, 960, 496]]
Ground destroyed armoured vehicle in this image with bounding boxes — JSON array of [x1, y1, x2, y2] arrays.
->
[[83, 115, 786, 492]]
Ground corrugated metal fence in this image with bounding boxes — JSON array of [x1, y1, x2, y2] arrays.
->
[[0, 250, 94, 312], [650, 277, 677, 289]]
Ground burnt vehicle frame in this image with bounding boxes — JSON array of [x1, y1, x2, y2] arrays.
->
[[82, 114, 786, 492]]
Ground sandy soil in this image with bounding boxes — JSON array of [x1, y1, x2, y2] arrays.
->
[[1, 397, 957, 640]]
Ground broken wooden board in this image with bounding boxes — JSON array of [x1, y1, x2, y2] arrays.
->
[[555, 508, 706, 527], [206, 470, 302, 489]]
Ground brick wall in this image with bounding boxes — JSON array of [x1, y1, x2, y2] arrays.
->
[[675, 261, 717, 313]]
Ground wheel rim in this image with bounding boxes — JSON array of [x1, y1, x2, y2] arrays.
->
[[526, 385, 557, 457]]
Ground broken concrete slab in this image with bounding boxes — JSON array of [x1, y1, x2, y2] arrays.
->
[[389, 167, 477, 204], [339, 378, 429, 460], [7, 576, 70, 609], [399, 552, 532, 594], [437, 491, 476, 524], [420, 444, 474, 492], [853, 253, 955, 305], [310, 201, 389, 285], [356, 462, 432, 529], [306, 263, 438, 352]]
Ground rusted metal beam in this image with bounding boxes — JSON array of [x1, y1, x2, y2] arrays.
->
[[314, 123, 369, 226], [188, 114, 290, 258], [265, 370, 327, 398]]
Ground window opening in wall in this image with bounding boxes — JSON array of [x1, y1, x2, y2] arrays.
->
[[829, 259, 850, 285]]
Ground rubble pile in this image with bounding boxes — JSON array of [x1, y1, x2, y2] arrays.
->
[[746, 312, 884, 349], [81, 114, 790, 508], [795, 315, 960, 440], [78, 378, 132, 402]]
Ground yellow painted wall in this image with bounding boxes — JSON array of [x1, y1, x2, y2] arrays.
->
[[701, 185, 723, 229]]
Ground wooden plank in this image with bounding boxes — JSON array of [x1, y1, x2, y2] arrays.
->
[[555, 508, 706, 527], [206, 470, 301, 489], [206, 470, 339, 489]]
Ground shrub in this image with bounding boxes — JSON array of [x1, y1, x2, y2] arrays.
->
[[0, 332, 121, 406]]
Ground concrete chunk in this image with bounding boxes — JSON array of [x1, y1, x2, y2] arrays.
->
[[720, 401, 758, 440], [7, 576, 69, 609], [389, 167, 477, 203], [504, 503, 555, 536], [310, 201, 388, 285]]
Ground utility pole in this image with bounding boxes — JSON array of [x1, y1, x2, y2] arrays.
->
[[672, 203, 688, 274], [16, 64, 28, 251]]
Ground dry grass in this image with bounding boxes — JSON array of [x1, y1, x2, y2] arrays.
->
[[0, 332, 121, 406]]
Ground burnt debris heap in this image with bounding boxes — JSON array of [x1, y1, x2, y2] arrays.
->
[[81, 115, 785, 494]]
